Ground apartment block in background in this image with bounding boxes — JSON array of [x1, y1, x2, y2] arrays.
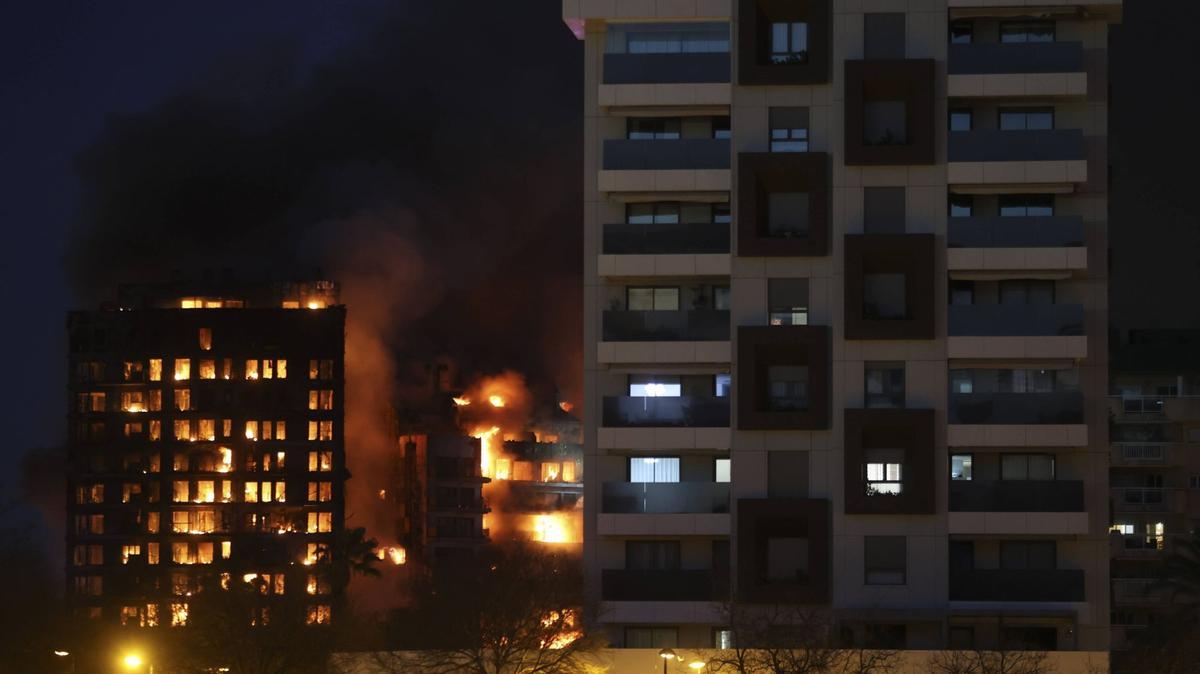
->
[[66, 278, 346, 628], [566, 0, 1119, 654]]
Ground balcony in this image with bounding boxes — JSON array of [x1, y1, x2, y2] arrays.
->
[[601, 481, 729, 514], [1112, 487, 1181, 513], [1112, 578, 1170, 607], [602, 222, 729, 255], [948, 304, 1084, 337], [602, 139, 730, 171], [949, 480, 1084, 512], [948, 130, 1087, 186], [601, 568, 728, 602], [602, 52, 730, 85], [602, 310, 729, 342], [949, 42, 1084, 76], [949, 568, 1084, 602], [948, 392, 1083, 425], [601, 395, 729, 428], [1110, 443, 1169, 467], [948, 216, 1084, 248]]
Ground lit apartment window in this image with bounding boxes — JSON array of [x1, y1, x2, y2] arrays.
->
[[198, 328, 212, 351], [307, 512, 333, 533], [865, 449, 903, 494], [769, 107, 809, 152], [308, 481, 333, 502], [715, 458, 731, 483], [245, 360, 259, 380], [75, 484, 104, 504], [310, 390, 334, 410], [309, 451, 334, 472], [149, 390, 162, 411], [174, 388, 191, 411], [770, 21, 808, 64], [171, 603, 189, 627], [309, 421, 334, 441], [309, 359, 334, 380], [306, 605, 332, 625], [629, 375, 681, 397], [627, 286, 680, 311], [124, 361, 145, 381], [999, 20, 1054, 43], [951, 454, 973, 481], [149, 358, 162, 382], [199, 359, 216, 379], [173, 420, 191, 441], [629, 457, 680, 482], [173, 358, 190, 381]]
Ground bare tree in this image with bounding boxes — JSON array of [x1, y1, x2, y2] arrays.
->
[[930, 648, 1052, 674]]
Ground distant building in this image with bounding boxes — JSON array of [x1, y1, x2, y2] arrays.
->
[[66, 278, 346, 628]]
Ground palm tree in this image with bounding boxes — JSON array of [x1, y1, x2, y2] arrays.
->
[[330, 526, 381, 593]]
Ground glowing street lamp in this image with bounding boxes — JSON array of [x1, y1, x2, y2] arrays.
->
[[122, 653, 144, 669], [658, 648, 677, 674], [689, 661, 707, 671]]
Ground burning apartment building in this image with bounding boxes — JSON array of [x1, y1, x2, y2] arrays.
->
[[65, 277, 346, 629]]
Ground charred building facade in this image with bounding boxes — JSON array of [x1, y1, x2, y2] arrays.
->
[[66, 279, 346, 628]]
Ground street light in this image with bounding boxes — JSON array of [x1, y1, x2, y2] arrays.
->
[[122, 653, 144, 669], [658, 648, 677, 674], [689, 661, 707, 671], [52, 650, 74, 674]]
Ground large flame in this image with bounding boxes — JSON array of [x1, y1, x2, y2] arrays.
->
[[452, 396, 471, 407], [472, 426, 501, 477], [541, 609, 582, 649], [531, 513, 572, 544], [376, 546, 406, 566], [488, 395, 505, 408]]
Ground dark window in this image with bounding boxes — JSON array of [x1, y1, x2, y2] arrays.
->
[[625, 627, 678, 648], [626, 203, 680, 224], [1000, 454, 1055, 481], [949, 108, 972, 131], [998, 279, 1055, 305], [948, 194, 974, 218], [770, 21, 809, 64], [626, 541, 681, 570], [713, 203, 732, 224], [626, 287, 680, 311], [951, 454, 973, 481], [1001, 626, 1057, 651], [863, 187, 906, 234], [864, 536, 906, 585], [999, 194, 1054, 217], [768, 278, 809, 326], [766, 537, 809, 581], [950, 368, 1078, 394], [949, 626, 975, 649], [627, 117, 681, 139], [999, 107, 1054, 131], [865, 362, 905, 409], [864, 624, 907, 649], [999, 540, 1056, 570], [865, 448, 904, 495], [863, 273, 907, 319], [864, 13, 906, 59], [770, 107, 810, 152], [767, 192, 810, 237], [949, 20, 973, 44], [949, 280, 973, 306], [999, 21, 1055, 44], [864, 101, 907, 145], [714, 286, 731, 310], [768, 451, 809, 498], [767, 366, 808, 411], [712, 116, 731, 140]]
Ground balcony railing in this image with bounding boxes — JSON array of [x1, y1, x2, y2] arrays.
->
[[601, 481, 730, 514], [948, 42, 1084, 75], [948, 304, 1084, 337], [947, 215, 1084, 248], [948, 129, 1086, 163], [948, 392, 1083, 425], [602, 310, 730, 342], [949, 568, 1085, 602], [602, 52, 731, 85], [601, 395, 730, 428], [949, 480, 1084, 512], [602, 222, 730, 255], [603, 138, 731, 171], [1112, 487, 1178, 512], [1111, 443, 1168, 466], [1111, 395, 1166, 417], [601, 568, 729, 601], [1112, 578, 1171, 606]]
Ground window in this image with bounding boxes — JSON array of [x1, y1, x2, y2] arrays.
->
[[174, 358, 190, 381], [627, 117, 680, 140], [611, 22, 729, 55], [715, 373, 732, 397], [949, 626, 975, 650], [309, 390, 335, 411], [770, 21, 808, 64], [198, 328, 212, 351], [863, 187, 905, 234], [198, 359, 216, 379], [307, 512, 333, 533], [949, 280, 974, 306], [865, 363, 905, 409], [309, 359, 334, 380], [864, 13, 905, 59], [948, 194, 973, 218], [863, 273, 907, 319], [308, 481, 334, 502], [123, 361, 145, 382], [309, 451, 334, 472], [999, 194, 1054, 217], [149, 358, 162, 382], [306, 605, 332, 625], [864, 536, 906, 585], [1000, 21, 1054, 44], [768, 366, 808, 411], [174, 388, 191, 411], [864, 101, 907, 145], [308, 420, 333, 441], [629, 375, 681, 397], [768, 451, 808, 499], [766, 537, 808, 582], [865, 449, 904, 495], [626, 202, 679, 225], [627, 287, 680, 311], [949, 20, 973, 44], [630, 457, 680, 482], [1191, 475, 1200, 490], [999, 541, 1056, 570], [715, 458, 731, 483], [713, 285, 731, 310], [768, 278, 809, 326], [999, 107, 1054, 131], [540, 462, 562, 482], [949, 108, 972, 132], [951, 454, 973, 481], [769, 107, 809, 152], [714, 629, 734, 649], [626, 541, 681, 570], [1001, 454, 1055, 481], [625, 627, 678, 649], [950, 368, 1078, 394], [712, 116, 731, 139], [999, 280, 1055, 306], [767, 192, 809, 237]]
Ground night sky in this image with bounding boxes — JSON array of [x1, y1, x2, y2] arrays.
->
[[3, 1, 1200, 531]]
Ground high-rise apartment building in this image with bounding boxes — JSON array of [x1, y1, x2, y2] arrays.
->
[[66, 279, 345, 629], [567, 0, 1120, 653]]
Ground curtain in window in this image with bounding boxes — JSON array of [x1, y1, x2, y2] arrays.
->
[[630, 457, 680, 482]]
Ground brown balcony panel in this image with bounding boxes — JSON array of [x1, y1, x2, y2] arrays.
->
[[844, 408, 935, 515], [737, 325, 830, 430], [843, 234, 936, 340], [737, 152, 830, 257], [844, 59, 935, 166]]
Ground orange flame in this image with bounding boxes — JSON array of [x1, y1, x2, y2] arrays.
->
[[488, 395, 505, 408], [452, 397, 471, 407], [558, 401, 573, 413], [376, 546, 406, 565], [532, 513, 571, 544], [472, 426, 501, 477]]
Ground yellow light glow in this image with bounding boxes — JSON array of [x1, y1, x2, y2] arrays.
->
[[689, 662, 706, 670], [123, 653, 144, 668], [452, 396, 470, 407], [307, 301, 323, 310]]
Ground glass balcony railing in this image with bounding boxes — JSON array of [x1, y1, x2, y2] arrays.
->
[[602, 52, 731, 84], [602, 310, 730, 342], [949, 42, 1084, 75], [949, 568, 1084, 602], [602, 222, 730, 255], [601, 481, 730, 514], [601, 568, 729, 601], [603, 138, 731, 170], [948, 391, 1083, 424], [949, 129, 1085, 163], [601, 395, 730, 427], [949, 480, 1084, 512], [948, 215, 1083, 248], [948, 304, 1084, 337]]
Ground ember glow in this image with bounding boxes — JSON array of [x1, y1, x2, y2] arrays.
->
[[376, 545, 406, 565], [541, 609, 582, 649], [558, 401, 573, 412], [452, 396, 471, 407], [488, 395, 505, 408], [531, 513, 573, 544]]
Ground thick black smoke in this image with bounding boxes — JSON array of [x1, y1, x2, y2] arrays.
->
[[66, 2, 583, 403]]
